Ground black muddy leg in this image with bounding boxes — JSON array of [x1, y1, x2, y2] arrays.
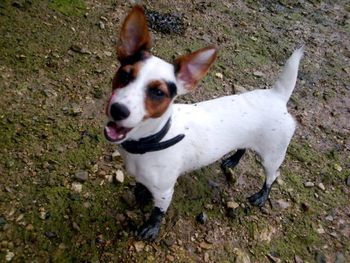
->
[[221, 149, 246, 183], [134, 182, 153, 207], [247, 181, 273, 207]]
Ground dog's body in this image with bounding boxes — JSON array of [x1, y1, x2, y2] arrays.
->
[[104, 6, 303, 240]]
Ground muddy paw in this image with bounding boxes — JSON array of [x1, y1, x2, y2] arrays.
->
[[137, 222, 161, 241]]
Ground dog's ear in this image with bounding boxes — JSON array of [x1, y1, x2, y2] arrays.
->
[[117, 5, 152, 63], [174, 46, 218, 93]]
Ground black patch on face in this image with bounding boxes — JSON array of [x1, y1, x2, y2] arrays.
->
[[165, 81, 177, 98], [120, 51, 148, 66]]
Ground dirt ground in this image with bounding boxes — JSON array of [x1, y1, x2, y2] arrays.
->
[[0, 0, 349, 262]]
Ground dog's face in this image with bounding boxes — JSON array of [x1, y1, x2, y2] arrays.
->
[[104, 6, 217, 143]]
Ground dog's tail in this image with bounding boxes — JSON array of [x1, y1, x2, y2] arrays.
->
[[272, 47, 304, 102]]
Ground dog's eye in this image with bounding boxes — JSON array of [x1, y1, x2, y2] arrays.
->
[[119, 69, 133, 85], [147, 87, 166, 100]]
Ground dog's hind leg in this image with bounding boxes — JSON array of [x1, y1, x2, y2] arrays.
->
[[248, 147, 286, 207], [134, 182, 153, 207], [221, 149, 246, 182]]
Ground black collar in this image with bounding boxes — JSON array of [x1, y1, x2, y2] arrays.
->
[[121, 118, 185, 154]]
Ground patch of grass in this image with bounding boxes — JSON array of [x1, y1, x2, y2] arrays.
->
[[49, 0, 86, 16]]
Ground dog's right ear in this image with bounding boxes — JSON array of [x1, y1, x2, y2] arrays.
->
[[174, 46, 218, 94], [117, 5, 152, 63]]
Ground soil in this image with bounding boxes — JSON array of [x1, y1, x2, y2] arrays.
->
[[0, 0, 349, 262]]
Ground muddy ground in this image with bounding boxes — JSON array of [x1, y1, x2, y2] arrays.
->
[[0, 0, 349, 262]]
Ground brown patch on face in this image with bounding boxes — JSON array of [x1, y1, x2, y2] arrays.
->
[[145, 80, 173, 119], [112, 62, 143, 90]]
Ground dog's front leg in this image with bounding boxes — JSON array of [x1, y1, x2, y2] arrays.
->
[[137, 187, 174, 241]]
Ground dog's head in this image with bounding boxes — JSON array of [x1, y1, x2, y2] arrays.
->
[[104, 5, 217, 143]]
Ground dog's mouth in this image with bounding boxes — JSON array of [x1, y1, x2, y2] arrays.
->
[[104, 121, 132, 143]]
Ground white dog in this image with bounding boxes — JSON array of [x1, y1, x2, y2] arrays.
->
[[104, 5, 303, 240]]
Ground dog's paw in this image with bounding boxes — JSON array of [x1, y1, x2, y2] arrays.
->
[[247, 182, 270, 207], [137, 222, 161, 241]]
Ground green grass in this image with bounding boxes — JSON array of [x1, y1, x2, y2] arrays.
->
[[49, 0, 86, 16]]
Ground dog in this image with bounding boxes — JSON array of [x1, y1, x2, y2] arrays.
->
[[104, 5, 303, 241]]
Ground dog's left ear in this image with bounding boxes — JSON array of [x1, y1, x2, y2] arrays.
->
[[117, 5, 152, 63], [174, 46, 218, 93]]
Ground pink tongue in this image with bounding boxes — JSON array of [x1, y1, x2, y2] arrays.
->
[[105, 122, 127, 141]]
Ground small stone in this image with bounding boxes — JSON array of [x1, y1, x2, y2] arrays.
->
[[253, 71, 265, 77], [346, 176, 350, 186], [71, 104, 83, 116], [91, 164, 98, 173], [316, 226, 325, 234], [26, 224, 34, 231], [304, 182, 314, 188], [45, 231, 57, 239], [215, 72, 223, 79], [134, 241, 145, 252], [5, 251, 15, 262], [227, 201, 239, 209], [204, 252, 210, 262], [104, 51, 112, 57], [334, 164, 342, 172], [100, 16, 108, 22], [71, 182, 82, 193], [115, 170, 124, 183], [99, 21, 105, 29], [204, 204, 213, 210], [233, 83, 247, 94], [276, 178, 284, 186], [325, 215, 333, 221], [267, 253, 281, 263], [294, 255, 304, 263], [275, 199, 290, 210], [112, 149, 121, 157], [196, 212, 208, 224], [199, 241, 213, 250], [105, 174, 113, 183], [0, 217, 6, 226], [39, 211, 47, 220], [122, 191, 136, 207], [72, 222, 80, 232], [74, 170, 89, 182], [233, 248, 251, 263], [166, 255, 175, 262], [314, 251, 326, 263], [335, 252, 345, 263], [317, 183, 325, 191]]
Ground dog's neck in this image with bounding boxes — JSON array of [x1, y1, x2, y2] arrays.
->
[[126, 105, 173, 141]]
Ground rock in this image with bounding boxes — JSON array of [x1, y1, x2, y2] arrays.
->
[[316, 225, 325, 234], [227, 201, 239, 209], [115, 170, 124, 183], [204, 252, 210, 262], [196, 212, 208, 224], [71, 182, 82, 193], [0, 217, 6, 226], [74, 170, 89, 182], [304, 182, 314, 188], [70, 44, 91, 55], [275, 199, 290, 210], [267, 253, 281, 263], [99, 21, 105, 29], [26, 224, 34, 231], [253, 71, 265, 77], [233, 248, 251, 263], [122, 191, 136, 207], [314, 251, 326, 263], [257, 226, 276, 243], [104, 51, 112, 57], [5, 251, 14, 262], [105, 174, 113, 183], [199, 241, 213, 250], [317, 183, 325, 191], [325, 215, 333, 221], [91, 164, 98, 173], [215, 72, 223, 79], [233, 84, 247, 94], [112, 149, 121, 157], [72, 222, 80, 232], [294, 255, 304, 263], [71, 104, 83, 116], [39, 211, 47, 220], [335, 252, 345, 263], [334, 164, 342, 172], [346, 175, 350, 186], [45, 231, 57, 239], [134, 241, 145, 252]]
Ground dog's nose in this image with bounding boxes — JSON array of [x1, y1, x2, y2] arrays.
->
[[110, 102, 130, 121]]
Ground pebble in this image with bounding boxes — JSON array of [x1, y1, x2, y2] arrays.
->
[[275, 199, 290, 210], [199, 241, 213, 250], [91, 164, 98, 173], [71, 182, 82, 193], [227, 201, 239, 209], [112, 149, 121, 157], [134, 241, 145, 252], [346, 175, 350, 186], [0, 217, 6, 226], [122, 191, 136, 207], [304, 182, 314, 188], [99, 21, 105, 29], [325, 215, 333, 221], [196, 212, 208, 224], [74, 170, 89, 182], [314, 251, 326, 263], [204, 252, 210, 262], [233, 84, 247, 94], [294, 255, 304, 263], [104, 51, 112, 57], [253, 71, 265, 77], [335, 252, 345, 263], [5, 251, 15, 262], [317, 183, 325, 191], [334, 164, 342, 172], [316, 226, 325, 234], [45, 231, 57, 239], [233, 248, 251, 263], [115, 170, 124, 183], [215, 72, 223, 79]]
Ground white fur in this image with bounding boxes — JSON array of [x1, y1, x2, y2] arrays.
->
[[110, 48, 304, 212]]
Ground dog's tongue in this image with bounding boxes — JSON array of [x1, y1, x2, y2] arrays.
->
[[104, 121, 131, 142]]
